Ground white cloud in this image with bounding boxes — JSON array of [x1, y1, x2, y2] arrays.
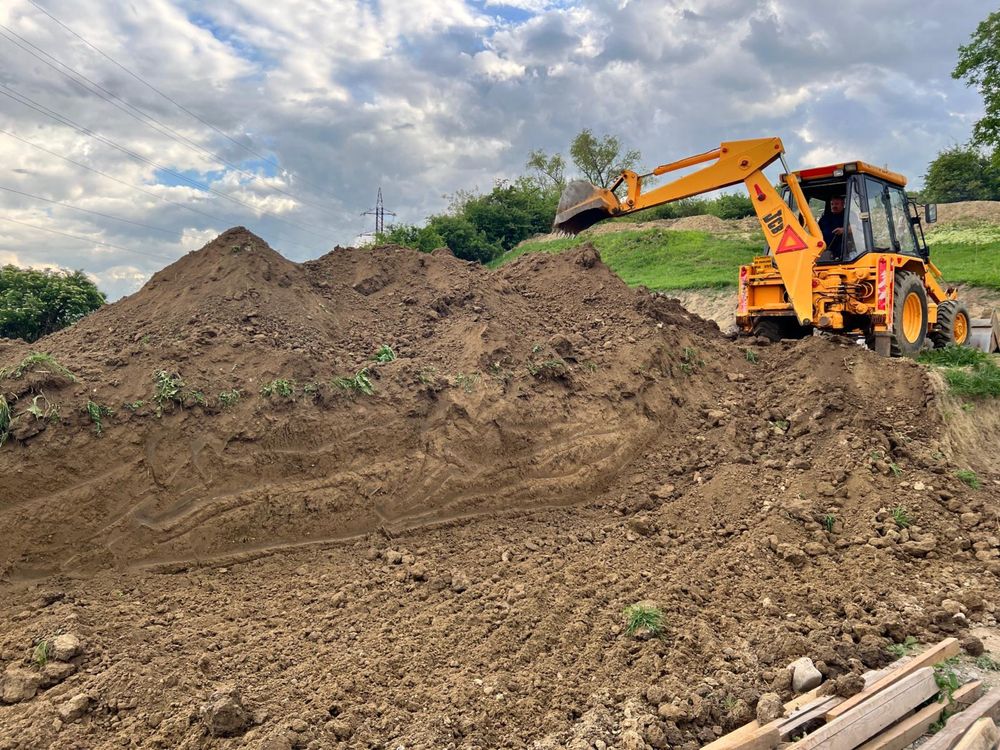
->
[[0, 0, 987, 303], [472, 50, 526, 80]]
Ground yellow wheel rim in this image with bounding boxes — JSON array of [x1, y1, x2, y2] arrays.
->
[[902, 292, 923, 343], [954, 312, 969, 345]]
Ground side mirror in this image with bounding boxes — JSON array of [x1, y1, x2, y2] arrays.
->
[[925, 203, 938, 224]]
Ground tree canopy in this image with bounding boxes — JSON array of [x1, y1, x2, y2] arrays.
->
[[569, 129, 642, 188], [922, 146, 1000, 202], [0, 266, 106, 342], [954, 9, 1000, 150]]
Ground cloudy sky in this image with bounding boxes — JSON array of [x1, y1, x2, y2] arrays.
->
[[0, 0, 989, 299]]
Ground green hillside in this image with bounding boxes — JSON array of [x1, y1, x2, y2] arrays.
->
[[493, 224, 1000, 291]]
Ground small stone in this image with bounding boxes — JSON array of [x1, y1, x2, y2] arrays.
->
[[628, 516, 655, 537], [778, 544, 807, 565], [960, 513, 982, 529], [657, 702, 687, 722], [789, 657, 823, 692], [289, 718, 308, 732], [200, 686, 250, 737], [51, 633, 82, 662], [913, 481, 926, 491], [941, 599, 964, 616], [961, 635, 985, 657], [450, 571, 470, 593], [1, 667, 41, 704], [654, 483, 676, 499], [57, 694, 91, 723], [756, 692, 784, 723], [803, 542, 826, 557], [327, 719, 353, 739], [384, 549, 403, 564]]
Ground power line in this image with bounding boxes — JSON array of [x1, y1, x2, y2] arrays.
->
[[0, 185, 181, 238], [0, 22, 335, 214], [0, 127, 317, 255], [0, 215, 175, 261], [24, 0, 337, 199], [0, 83, 336, 243]]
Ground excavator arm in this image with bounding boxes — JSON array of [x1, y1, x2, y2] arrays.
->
[[553, 137, 827, 326]]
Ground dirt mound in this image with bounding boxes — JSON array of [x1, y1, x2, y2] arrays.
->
[[935, 200, 1000, 224], [0, 229, 997, 749], [0, 231, 728, 577]]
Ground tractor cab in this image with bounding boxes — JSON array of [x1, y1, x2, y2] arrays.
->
[[780, 162, 936, 265]]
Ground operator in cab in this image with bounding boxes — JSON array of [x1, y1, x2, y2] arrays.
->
[[818, 196, 846, 258]]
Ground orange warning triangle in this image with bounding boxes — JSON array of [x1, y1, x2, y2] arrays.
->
[[775, 225, 809, 254]]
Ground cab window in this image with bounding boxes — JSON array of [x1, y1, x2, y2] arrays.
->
[[865, 178, 893, 252], [888, 187, 919, 256], [843, 179, 867, 261]]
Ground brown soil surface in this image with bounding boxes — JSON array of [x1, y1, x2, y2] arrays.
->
[[0, 228, 998, 749]]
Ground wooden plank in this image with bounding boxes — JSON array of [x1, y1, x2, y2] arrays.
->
[[791, 667, 938, 750], [779, 696, 843, 741], [825, 638, 960, 721], [700, 688, 829, 750], [952, 718, 1000, 750], [700, 660, 909, 750], [856, 681, 985, 750], [919, 688, 1000, 750]]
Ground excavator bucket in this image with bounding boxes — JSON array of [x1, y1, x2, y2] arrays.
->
[[553, 180, 618, 234], [968, 311, 1000, 353]]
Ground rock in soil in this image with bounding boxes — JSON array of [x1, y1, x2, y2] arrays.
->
[[756, 692, 784, 723], [789, 656, 823, 693], [1, 667, 41, 704], [200, 686, 250, 737], [57, 693, 91, 723]]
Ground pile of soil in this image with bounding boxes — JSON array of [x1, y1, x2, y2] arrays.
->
[[0, 228, 997, 749]]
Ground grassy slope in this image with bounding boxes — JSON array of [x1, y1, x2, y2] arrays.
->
[[490, 228, 760, 290], [494, 225, 1000, 291]]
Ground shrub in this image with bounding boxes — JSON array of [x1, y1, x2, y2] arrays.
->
[[0, 266, 105, 342]]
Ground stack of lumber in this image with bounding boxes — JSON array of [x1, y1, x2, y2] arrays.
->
[[702, 638, 1000, 750]]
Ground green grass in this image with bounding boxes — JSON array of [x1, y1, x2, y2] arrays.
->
[[887, 636, 919, 659], [373, 345, 396, 363], [623, 603, 664, 637], [927, 224, 1000, 289], [0, 394, 10, 447], [86, 400, 113, 435], [331, 370, 374, 396], [490, 221, 999, 292], [31, 640, 50, 668], [0, 353, 76, 382], [261, 378, 296, 398], [919, 347, 1000, 399], [153, 370, 185, 413], [218, 389, 241, 409], [956, 469, 981, 489], [891, 505, 912, 529], [491, 229, 760, 290]]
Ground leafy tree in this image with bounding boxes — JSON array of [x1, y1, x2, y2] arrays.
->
[[0, 266, 106, 342], [954, 9, 1000, 149], [922, 146, 1000, 202], [376, 223, 444, 254], [526, 149, 566, 189], [708, 192, 755, 220], [569, 129, 641, 188], [426, 215, 501, 264], [462, 178, 557, 252]]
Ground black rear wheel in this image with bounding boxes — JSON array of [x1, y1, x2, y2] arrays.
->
[[931, 300, 971, 348], [889, 270, 928, 357], [751, 317, 811, 342]]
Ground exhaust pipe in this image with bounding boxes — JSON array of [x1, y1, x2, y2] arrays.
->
[[552, 180, 620, 234]]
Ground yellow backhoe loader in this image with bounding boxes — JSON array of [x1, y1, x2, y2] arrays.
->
[[553, 137, 999, 357]]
